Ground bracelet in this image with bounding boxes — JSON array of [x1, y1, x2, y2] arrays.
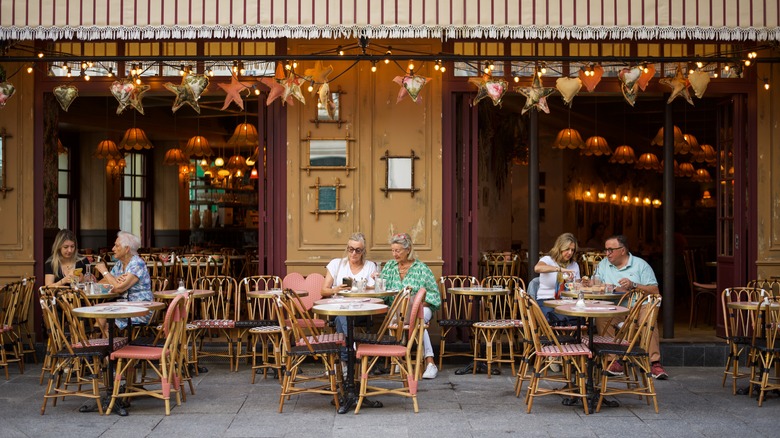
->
[[102, 271, 110, 277]]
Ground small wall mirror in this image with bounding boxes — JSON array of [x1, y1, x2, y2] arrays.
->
[[301, 134, 356, 175], [311, 87, 346, 128], [381, 150, 420, 197], [309, 177, 346, 220]]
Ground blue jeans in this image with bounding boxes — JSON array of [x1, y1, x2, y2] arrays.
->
[[335, 316, 348, 363]]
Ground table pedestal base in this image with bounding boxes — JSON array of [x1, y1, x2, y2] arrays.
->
[[454, 362, 500, 375]]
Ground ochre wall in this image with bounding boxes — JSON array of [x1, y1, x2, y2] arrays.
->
[[0, 60, 36, 284], [755, 58, 780, 279], [284, 39, 443, 277]]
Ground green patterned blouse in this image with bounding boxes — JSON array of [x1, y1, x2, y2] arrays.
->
[[381, 259, 441, 311]]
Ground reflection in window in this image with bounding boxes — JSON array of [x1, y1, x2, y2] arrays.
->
[[120, 153, 147, 239]]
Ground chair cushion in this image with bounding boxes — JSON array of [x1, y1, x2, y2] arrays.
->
[[356, 343, 407, 358], [110, 345, 167, 361], [591, 342, 648, 357], [72, 336, 129, 350], [192, 319, 236, 328], [354, 332, 402, 345], [474, 319, 517, 328], [538, 343, 592, 358], [438, 319, 476, 327], [298, 332, 345, 346], [235, 319, 277, 328], [249, 325, 282, 333], [53, 345, 108, 358], [289, 342, 341, 356]]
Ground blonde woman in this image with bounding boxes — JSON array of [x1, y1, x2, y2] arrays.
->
[[44, 229, 87, 286], [534, 232, 581, 318]]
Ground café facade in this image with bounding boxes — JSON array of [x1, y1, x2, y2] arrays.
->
[[1, 0, 779, 338]]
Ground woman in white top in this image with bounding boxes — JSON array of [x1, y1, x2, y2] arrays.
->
[[534, 232, 580, 318]]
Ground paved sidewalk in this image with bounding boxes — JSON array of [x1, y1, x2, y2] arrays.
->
[[1, 362, 777, 437]]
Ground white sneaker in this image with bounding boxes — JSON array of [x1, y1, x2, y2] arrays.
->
[[422, 363, 438, 379]]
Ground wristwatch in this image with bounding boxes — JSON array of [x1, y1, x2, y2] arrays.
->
[[631, 281, 637, 288]]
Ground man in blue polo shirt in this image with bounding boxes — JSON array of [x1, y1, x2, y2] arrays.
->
[[594, 234, 668, 380]]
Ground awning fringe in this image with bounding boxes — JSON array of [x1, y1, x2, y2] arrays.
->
[[1, 24, 778, 42]]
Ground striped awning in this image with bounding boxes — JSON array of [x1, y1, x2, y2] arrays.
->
[[1, 0, 778, 41]]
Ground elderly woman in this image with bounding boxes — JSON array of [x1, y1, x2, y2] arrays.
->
[[534, 232, 581, 319], [380, 233, 441, 379], [94, 231, 153, 330], [44, 229, 87, 286]]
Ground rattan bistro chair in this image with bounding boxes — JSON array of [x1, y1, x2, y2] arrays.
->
[[437, 275, 478, 370], [472, 276, 524, 378], [721, 287, 764, 394]]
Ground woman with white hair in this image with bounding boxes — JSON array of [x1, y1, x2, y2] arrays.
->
[[379, 233, 441, 379], [94, 231, 153, 329]]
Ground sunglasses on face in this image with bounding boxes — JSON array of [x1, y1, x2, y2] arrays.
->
[[347, 246, 364, 254]]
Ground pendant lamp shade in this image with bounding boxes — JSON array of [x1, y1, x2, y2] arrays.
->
[[658, 159, 681, 176], [692, 143, 717, 164], [250, 167, 259, 179], [678, 162, 696, 177], [227, 122, 259, 148], [163, 148, 189, 166], [609, 145, 636, 164], [183, 135, 213, 157], [681, 133, 701, 154], [582, 136, 611, 156], [651, 126, 687, 150], [226, 154, 246, 171], [552, 128, 585, 150], [636, 152, 661, 171], [691, 168, 712, 182], [118, 127, 154, 150], [94, 139, 122, 159]]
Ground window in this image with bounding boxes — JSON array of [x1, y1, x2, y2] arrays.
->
[[57, 152, 72, 230], [119, 153, 148, 239]]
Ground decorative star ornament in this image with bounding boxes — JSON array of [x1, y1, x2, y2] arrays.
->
[[110, 78, 148, 114], [469, 74, 508, 106], [282, 73, 309, 105], [218, 73, 254, 110], [164, 74, 209, 113], [304, 61, 333, 93], [259, 77, 294, 106], [393, 71, 432, 103], [659, 66, 694, 105], [516, 72, 556, 115]]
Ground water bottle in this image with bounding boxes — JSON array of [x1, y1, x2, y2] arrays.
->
[[575, 289, 586, 308], [177, 279, 187, 294], [83, 264, 97, 294]]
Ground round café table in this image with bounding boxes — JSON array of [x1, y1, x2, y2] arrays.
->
[[561, 288, 622, 301], [543, 299, 616, 308], [554, 302, 630, 410], [448, 286, 509, 375], [71, 304, 151, 416], [312, 302, 388, 414], [335, 289, 399, 299], [82, 290, 123, 302], [314, 297, 384, 306], [247, 289, 309, 299]]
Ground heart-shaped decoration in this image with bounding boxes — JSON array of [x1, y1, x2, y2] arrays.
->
[[110, 79, 137, 113], [282, 272, 326, 309], [185, 74, 209, 100], [53, 84, 79, 111], [687, 70, 711, 99], [555, 77, 582, 106], [619, 66, 642, 91], [485, 79, 507, 105], [318, 82, 336, 119], [0, 81, 16, 108], [402, 75, 429, 102], [637, 64, 656, 91], [578, 64, 604, 92]]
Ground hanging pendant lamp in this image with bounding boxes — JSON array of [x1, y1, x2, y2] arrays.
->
[[636, 153, 661, 171], [582, 136, 611, 156], [552, 128, 585, 150], [118, 127, 154, 150], [163, 148, 190, 166], [609, 145, 636, 164], [94, 139, 123, 159], [183, 135, 213, 157]]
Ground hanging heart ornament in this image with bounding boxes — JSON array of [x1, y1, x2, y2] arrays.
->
[[402, 75, 429, 102], [53, 85, 79, 111], [578, 64, 604, 92], [687, 70, 711, 99], [637, 64, 656, 91], [555, 77, 582, 107], [110, 79, 137, 114], [0, 81, 16, 108], [618, 66, 643, 106], [185, 74, 210, 100]]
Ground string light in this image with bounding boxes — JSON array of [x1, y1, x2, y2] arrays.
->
[[407, 61, 414, 71], [37, 52, 44, 58], [384, 47, 392, 64], [764, 78, 770, 90], [107, 67, 114, 77], [337, 46, 344, 56], [26, 65, 33, 74], [371, 61, 377, 72], [66, 67, 71, 77]]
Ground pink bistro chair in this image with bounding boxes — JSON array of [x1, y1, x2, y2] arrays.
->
[[106, 293, 189, 416], [354, 287, 427, 414], [283, 272, 327, 331]]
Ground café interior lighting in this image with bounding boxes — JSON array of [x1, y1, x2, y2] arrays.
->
[[678, 162, 696, 177], [183, 135, 213, 157], [681, 133, 700, 154], [163, 148, 189, 166], [609, 145, 636, 164], [552, 128, 584, 150], [691, 168, 712, 182], [651, 126, 687, 150], [227, 122, 259, 149], [692, 143, 717, 164], [118, 127, 154, 150], [582, 136, 611, 156], [636, 152, 661, 171], [93, 139, 122, 159]]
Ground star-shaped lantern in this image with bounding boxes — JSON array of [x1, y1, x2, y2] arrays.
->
[[516, 72, 556, 115], [259, 77, 294, 106], [468, 74, 508, 106], [281, 73, 309, 105], [218, 73, 254, 110], [165, 74, 209, 113], [304, 61, 333, 93], [659, 66, 694, 105], [393, 71, 432, 103], [110, 79, 150, 115]]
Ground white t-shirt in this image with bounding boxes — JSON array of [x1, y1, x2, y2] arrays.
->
[[326, 258, 377, 287], [537, 255, 581, 300]]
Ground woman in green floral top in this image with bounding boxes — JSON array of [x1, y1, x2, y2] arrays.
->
[[380, 233, 441, 379]]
